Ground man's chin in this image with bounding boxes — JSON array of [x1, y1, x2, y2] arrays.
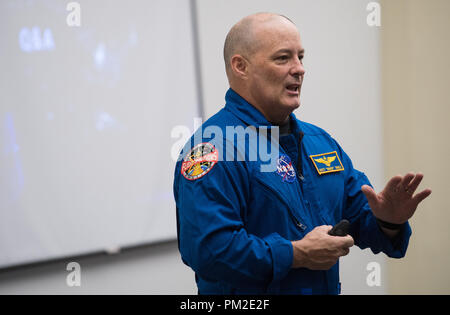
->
[[283, 99, 301, 112]]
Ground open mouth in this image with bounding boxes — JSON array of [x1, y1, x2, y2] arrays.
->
[[286, 84, 300, 93]]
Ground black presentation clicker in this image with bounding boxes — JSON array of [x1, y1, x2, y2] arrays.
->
[[328, 219, 350, 236]]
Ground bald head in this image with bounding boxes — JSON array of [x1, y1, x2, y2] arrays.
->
[[222, 13, 305, 124], [223, 13, 295, 79]]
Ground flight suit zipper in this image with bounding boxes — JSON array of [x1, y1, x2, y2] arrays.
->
[[297, 131, 305, 182]]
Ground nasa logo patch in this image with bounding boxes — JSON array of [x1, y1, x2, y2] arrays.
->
[[276, 154, 296, 183], [181, 143, 219, 181]]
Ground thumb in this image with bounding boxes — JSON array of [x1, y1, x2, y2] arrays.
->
[[361, 185, 378, 206]]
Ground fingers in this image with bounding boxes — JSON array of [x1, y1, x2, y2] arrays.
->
[[311, 225, 354, 249], [326, 227, 354, 249], [341, 247, 350, 257], [334, 234, 354, 249], [397, 173, 415, 193], [412, 188, 432, 205], [392, 172, 428, 197], [406, 173, 424, 195], [315, 225, 333, 234], [321, 224, 354, 248], [361, 185, 378, 205], [385, 175, 402, 193], [299, 226, 354, 270], [342, 234, 355, 248], [330, 235, 353, 263]]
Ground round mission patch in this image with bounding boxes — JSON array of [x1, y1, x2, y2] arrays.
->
[[276, 154, 296, 183], [181, 142, 219, 181]]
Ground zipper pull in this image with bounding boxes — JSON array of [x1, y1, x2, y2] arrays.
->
[[295, 218, 307, 231], [298, 173, 305, 181]]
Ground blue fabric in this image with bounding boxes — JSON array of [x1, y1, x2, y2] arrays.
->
[[173, 88, 411, 295]]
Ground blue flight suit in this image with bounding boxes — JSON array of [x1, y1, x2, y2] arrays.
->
[[173, 88, 411, 294]]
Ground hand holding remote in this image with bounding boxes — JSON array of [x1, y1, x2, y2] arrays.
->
[[328, 219, 350, 237]]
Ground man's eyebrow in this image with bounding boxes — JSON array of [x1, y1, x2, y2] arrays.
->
[[273, 48, 305, 55]]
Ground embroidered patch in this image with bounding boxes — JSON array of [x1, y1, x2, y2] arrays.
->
[[181, 143, 219, 181], [276, 154, 297, 182], [309, 151, 344, 175]]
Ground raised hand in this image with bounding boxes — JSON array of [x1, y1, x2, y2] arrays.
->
[[361, 173, 432, 224]]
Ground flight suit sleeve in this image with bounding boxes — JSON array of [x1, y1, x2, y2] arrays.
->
[[336, 143, 412, 258], [174, 159, 293, 289]]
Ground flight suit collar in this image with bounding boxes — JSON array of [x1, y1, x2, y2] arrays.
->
[[224, 88, 302, 133], [225, 88, 271, 127]]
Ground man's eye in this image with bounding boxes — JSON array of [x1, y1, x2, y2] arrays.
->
[[277, 55, 288, 60]]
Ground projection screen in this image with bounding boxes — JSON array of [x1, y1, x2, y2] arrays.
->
[[0, 0, 201, 269]]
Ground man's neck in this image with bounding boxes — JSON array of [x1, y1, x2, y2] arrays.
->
[[272, 117, 292, 135], [229, 86, 291, 124]]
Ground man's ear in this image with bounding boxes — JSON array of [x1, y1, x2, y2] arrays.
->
[[230, 55, 249, 79]]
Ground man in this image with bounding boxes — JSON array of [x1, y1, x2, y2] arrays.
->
[[173, 13, 431, 294]]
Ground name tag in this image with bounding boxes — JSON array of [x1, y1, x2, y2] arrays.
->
[[309, 151, 344, 175]]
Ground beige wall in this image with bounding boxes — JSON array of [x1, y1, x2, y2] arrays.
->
[[381, 0, 450, 294]]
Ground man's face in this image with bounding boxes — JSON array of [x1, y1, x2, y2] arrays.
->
[[245, 20, 305, 123]]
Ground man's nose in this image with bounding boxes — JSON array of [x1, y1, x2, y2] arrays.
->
[[290, 59, 305, 77]]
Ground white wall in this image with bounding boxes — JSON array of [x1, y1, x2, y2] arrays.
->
[[0, 241, 196, 294], [0, 0, 385, 294]]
